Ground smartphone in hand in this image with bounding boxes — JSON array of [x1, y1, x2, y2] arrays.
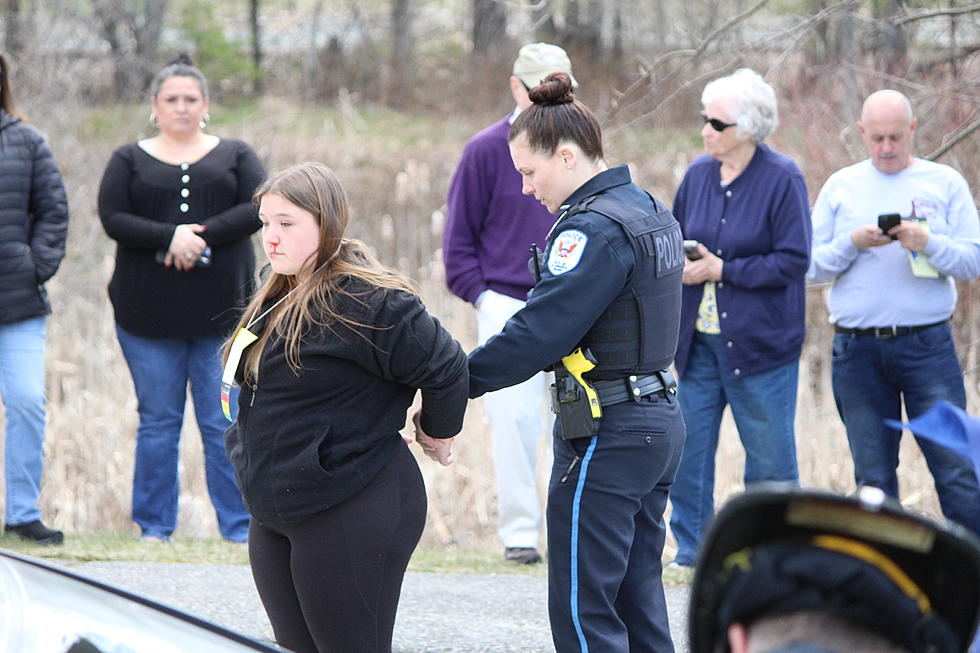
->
[[877, 213, 901, 240], [683, 239, 703, 261]]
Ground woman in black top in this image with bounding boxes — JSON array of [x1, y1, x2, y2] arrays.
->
[[97, 54, 263, 543], [223, 162, 467, 653]]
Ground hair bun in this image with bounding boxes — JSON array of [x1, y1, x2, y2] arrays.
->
[[170, 52, 195, 67], [527, 71, 575, 106]]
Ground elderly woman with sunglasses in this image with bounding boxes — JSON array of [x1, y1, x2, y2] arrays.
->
[[668, 68, 812, 568]]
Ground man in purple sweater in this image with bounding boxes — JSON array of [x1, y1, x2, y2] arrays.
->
[[442, 43, 577, 564]]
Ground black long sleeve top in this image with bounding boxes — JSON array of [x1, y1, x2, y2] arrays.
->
[[225, 279, 469, 526], [97, 139, 266, 338]]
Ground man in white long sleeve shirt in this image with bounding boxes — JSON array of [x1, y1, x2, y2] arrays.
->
[[808, 89, 980, 536]]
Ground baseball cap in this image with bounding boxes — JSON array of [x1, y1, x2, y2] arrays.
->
[[688, 485, 980, 653], [512, 43, 578, 90]]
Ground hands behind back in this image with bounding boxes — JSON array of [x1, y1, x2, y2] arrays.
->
[[405, 410, 455, 466]]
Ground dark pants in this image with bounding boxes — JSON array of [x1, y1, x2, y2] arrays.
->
[[832, 321, 980, 536], [547, 393, 685, 653], [248, 442, 426, 653]]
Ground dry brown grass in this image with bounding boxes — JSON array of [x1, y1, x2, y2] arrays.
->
[[3, 74, 978, 554]]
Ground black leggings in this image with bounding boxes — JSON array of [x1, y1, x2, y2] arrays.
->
[[248, 442, 427, 653]]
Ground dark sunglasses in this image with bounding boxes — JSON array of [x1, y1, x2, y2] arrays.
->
[[701, 112, 737, 132]]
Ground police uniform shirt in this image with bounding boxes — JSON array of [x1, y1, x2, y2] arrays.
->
[[468, 165, 683, 398]]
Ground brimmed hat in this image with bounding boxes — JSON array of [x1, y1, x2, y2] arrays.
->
[[688, 485, 980, 653], [512, 43, 578, 90], [885, 401, 980, 484]]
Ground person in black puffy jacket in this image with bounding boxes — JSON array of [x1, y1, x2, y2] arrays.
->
[[0, 52, 69, 546]]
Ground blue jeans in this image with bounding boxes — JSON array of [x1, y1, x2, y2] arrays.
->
[[116, 325, 249, 541], [670, 332, 800, 565], [832, 321, 980, 536], [0, 317, 47, 526]]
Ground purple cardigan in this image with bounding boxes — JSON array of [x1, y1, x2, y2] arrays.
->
[[443, 117, 556, 304], [672, 144, 811, 378]]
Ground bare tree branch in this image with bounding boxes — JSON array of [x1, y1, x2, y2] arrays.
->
[[607, 61, 742, 136], [607, 0, 771, 120], [609, 0, 863, 131], [926, 115, 980, 162], [893, 3, 980, 27]]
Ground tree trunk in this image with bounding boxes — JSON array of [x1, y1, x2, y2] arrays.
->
[[472, 0, 507, 59], [250, 0, 263, 95], [872, 0, 908, 74], [92, 0, 169, 101], [4, 0, 23, 58], [387, 0, 413, 108]]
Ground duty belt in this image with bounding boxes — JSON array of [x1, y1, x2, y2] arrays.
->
[[591, 370, 676, 407]]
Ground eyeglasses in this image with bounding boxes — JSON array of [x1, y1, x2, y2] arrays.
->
[[701, 112, 737, 132]]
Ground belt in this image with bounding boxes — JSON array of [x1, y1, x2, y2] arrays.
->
[[833, 320, 946, 339], [592, 370, 676, 407]]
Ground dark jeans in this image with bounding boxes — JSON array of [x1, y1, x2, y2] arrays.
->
[[547, 394, 685, 653], [249, 441, 426, 653], [832, 321, 980, 536]]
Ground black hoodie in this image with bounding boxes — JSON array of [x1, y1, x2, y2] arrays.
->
[[224, 279, 469, 526]]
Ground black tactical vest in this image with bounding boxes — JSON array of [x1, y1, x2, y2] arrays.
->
[[569, 194, 684, 379]]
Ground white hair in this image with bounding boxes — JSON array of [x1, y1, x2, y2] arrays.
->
[[701, 68, 778, 144]]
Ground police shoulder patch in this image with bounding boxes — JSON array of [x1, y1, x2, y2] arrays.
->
[[548, 229, 589, 275]]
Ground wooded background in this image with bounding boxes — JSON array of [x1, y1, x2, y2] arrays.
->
[[2, 1, 979, 550]]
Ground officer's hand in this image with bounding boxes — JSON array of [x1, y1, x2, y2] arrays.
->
[[682, 246, 723, 285], [891, 221, 929, 253], [851, 224, 892, 249]]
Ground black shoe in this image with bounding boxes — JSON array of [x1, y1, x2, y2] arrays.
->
[[6, 520, 64, 546], [505, 547, 542, 564]]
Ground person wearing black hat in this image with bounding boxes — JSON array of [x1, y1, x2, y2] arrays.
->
[[689, 486, 980, 653]]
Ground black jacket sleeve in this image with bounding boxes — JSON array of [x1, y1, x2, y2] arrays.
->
[[28, 137, 69, 284], [201, 141, 265, 246], [354, 288, 469, 439]]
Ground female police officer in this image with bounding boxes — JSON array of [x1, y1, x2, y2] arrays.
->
[[467, 72, 686, 652]]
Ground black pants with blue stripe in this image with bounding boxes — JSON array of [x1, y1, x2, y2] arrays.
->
[[547, 392, 685, 653]]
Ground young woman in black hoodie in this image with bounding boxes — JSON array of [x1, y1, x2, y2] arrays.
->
[[223, 162, 467, 653]]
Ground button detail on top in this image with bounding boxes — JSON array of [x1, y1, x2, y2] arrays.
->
[[180, 188, 190, 198], [181, 174, 190, 183], [180, 162, 189, 170], [716, 249, 723, 255], [727, 341, 733, 348], [633, 388, 641, 396], [179, 203, 189, 213], [725, 190, 732, 197], [734, 368, 741, 375], [721, 312, 728, 319], [720, 218, 727, 224]]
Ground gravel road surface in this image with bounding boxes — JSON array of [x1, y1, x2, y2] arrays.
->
[[73, 561, 690, 652]]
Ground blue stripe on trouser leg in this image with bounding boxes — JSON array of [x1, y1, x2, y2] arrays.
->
[[570, 435, 599, 652]]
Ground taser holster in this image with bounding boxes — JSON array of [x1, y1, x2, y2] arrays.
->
[[551, 348, 602, 440]]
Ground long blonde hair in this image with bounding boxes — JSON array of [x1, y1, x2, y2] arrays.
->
[[224, 162, 415, 381]]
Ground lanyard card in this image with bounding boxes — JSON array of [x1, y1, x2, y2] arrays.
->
[[221, 327, 259, 421]]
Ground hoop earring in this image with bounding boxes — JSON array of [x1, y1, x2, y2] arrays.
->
[[199, 112, 210, 129]]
